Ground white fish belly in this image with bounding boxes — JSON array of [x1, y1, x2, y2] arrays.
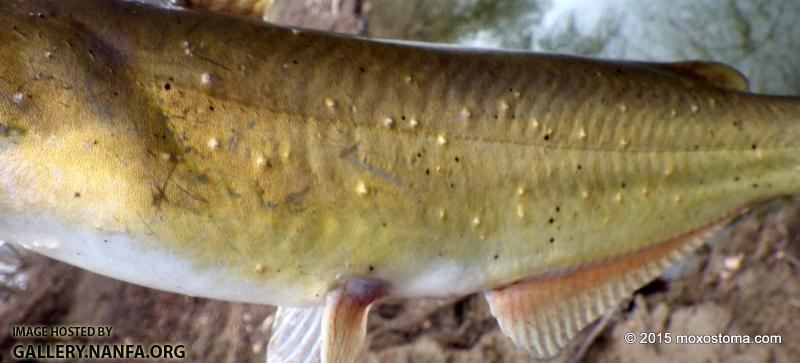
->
[[0, 210, 307, 306]]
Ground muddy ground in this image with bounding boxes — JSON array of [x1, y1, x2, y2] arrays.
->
[[2, 1, 800, 362]]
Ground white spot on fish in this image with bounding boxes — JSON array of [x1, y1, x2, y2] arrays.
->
[[437, 208, 447, 220], [404, 75, 413, 84], [254, 263, 265, 273], [355, 181, 368, 195], [618, 104, 627, 113], [324, 98, 336, 109], [279, 144, 292, 160], [160, 152, 173, 161], [641, 187, 650, 196], [670, 109, 677, 118], [437, 134, 447, 145], [472, 217, 481, 226], [408, 118, 419, 128], [498, 100, 509, 112], [756, 150, 764, 160], [516, 205, 525, 218], [12, 92, 25, 105], [530, 118, 540, 129], [255, 155, 268, 168], [664, 166, 674, 177], [614, 192, 623, 203], [207, 137, 220, 149], [512, 90, 522, 98], [200, 72, 212, 85], [291, 28, 301, 35], [382, 117, 394, 128], [578, 128, 587, 139], [690, 104, 699, 114], [674, 194, 683, 203], [516, 186, 526, 196], [619, 138, 630, 147], [460, 107, 472, 120], [582, 190, 589, 199]]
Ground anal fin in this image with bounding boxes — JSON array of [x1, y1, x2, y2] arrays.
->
[[486, 217, 732, 360]]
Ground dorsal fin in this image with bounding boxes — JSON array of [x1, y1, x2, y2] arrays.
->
[[485, 215, 735, 360], [649, 61, 750, 91]]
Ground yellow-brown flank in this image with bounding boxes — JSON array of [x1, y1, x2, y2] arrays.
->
[[1, 0, 799, 307]]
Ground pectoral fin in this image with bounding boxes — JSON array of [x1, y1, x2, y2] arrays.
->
[[649, 61, 750, 91], [266, 279, 385, 363], [485, 217, 731, 360]]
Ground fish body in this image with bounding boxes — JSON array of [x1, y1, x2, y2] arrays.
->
[[1, 1, 799, 360]]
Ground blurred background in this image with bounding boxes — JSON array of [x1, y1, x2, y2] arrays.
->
[[364, 0, 800, 95], [2, 1, 799, 362]]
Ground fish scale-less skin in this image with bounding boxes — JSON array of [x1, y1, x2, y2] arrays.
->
[[1, 0, 799, 305]]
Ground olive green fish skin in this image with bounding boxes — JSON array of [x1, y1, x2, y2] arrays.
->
[[1, 0, 798, 304]]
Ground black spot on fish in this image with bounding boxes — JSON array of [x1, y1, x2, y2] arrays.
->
[[164, 83, 171, 90]]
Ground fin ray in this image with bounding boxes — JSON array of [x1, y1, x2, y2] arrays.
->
[[486, 216, 735, 360], [267, 306, 324, 363]]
